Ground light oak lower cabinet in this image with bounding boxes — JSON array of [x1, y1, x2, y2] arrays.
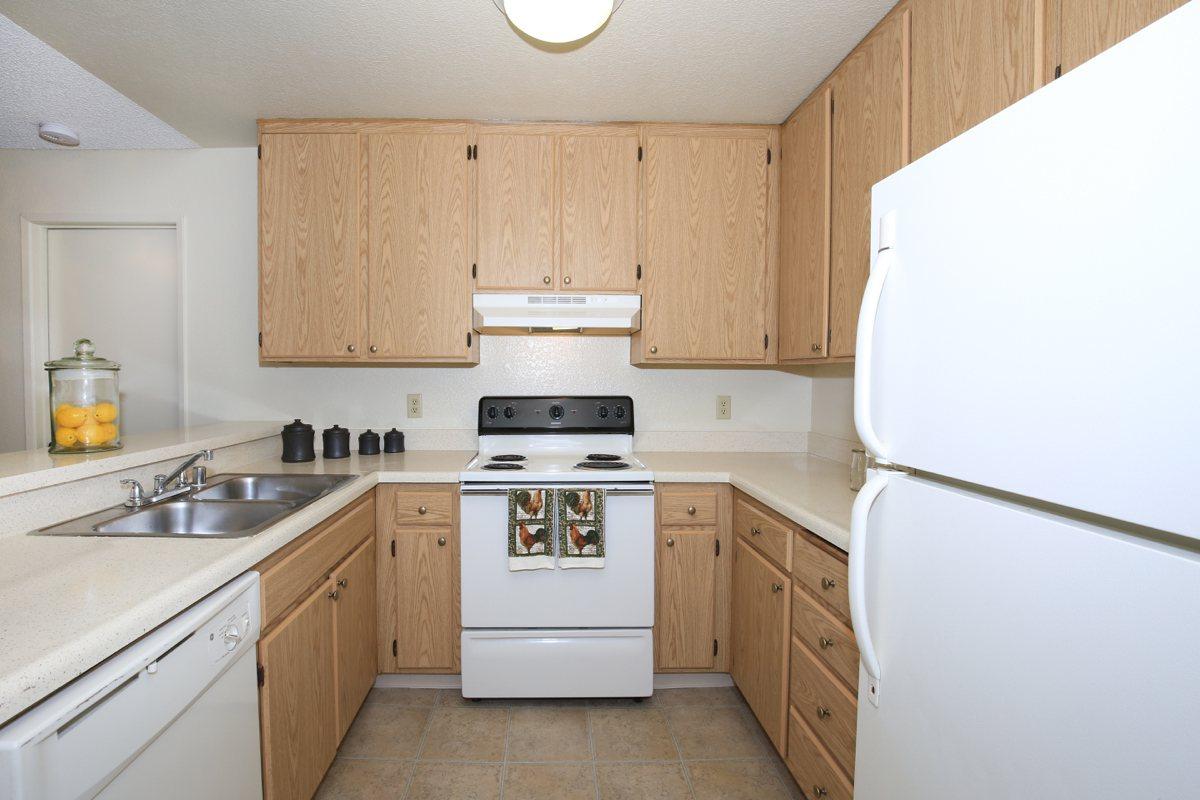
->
[[254, 492, 377, 800], [731, 537, 791, 753], [377, 484, 461, 672]]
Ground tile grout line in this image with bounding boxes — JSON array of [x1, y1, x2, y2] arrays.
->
[[662, 706, 699, 800], [498, 705, 512, 800], [398, 704, 437, 800], [587, 707, 600, 800]]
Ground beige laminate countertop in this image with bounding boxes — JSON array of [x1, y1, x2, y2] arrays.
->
[[0, 448, 853, 725]]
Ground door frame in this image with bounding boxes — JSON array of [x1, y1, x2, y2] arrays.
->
[[20, 215, 189, 450]]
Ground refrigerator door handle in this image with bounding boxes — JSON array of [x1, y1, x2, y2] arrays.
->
[[854, 212, 898, 460], [850, 471, 888, 707]]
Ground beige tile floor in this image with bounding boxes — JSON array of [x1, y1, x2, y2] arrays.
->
[[315, 686, 806, 800]]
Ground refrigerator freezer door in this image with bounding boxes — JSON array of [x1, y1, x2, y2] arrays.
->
[[860, 2, 1199, 538], [853, 473, 1200, 799]]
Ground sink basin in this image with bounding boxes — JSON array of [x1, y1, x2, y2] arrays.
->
[[92, 500, 295, 537], [193, 474, 353, 502]]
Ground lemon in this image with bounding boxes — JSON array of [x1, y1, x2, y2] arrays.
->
[[55, 404, 87, 428], [76, 422, 105, 446], [98, 423, 118, 443], [54, 427, 79, 447], [94, 402, 118, 423]]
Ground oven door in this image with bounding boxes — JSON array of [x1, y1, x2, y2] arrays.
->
[[459, 483, 655, 628]]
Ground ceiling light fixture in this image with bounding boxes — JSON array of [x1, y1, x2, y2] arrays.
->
[[38, 123, 80, 147], [494, 0, 624, 44]]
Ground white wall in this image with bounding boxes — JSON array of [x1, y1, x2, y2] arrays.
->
[[0, 148, 814, 452]]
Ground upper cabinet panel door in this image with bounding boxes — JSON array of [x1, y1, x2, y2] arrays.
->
[[778, 88, 832, 363], [475, 129, 555, 290], [558, 129, 640, 292], [366, 126, 474, 361], [829, 13, 909, 359], [911, 0, 1041, 159], [1058, 0, 1187, 74], [641, 128, 773, 363], [259, 133, 360, 359]]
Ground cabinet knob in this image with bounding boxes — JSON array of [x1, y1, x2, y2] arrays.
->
[[818, 636, 834, 650], [437, 536, 447, 547], [816, 705, 832, 719], [811, 343, 822, 352], [543, 275, 552, 285], [812, 786, 828, 798], [346, 344, 356, 353], [750, 526, 761, 536], [687, 505, 696, 515], [337, 578, 348, 588], [418, 505, 427, 515], [666, 537, 675, 547], [563, 276, 572, 285], [649, 346, 658, 354], [328, 589, 340, 600], [821, 576, 837, 590], [771, 583, 783, 593], [369, 345, 378, 353]]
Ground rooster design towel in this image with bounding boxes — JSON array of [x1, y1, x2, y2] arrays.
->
[[556, 488, 605, 568], [508, 488, 553, 571]]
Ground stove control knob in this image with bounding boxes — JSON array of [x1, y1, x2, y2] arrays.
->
[[549, 404, 565, 420], [486, 406, 498, 420], [503, 405, 516, 419], [596, 405, 609, 419], [614, 405, 626, 419]]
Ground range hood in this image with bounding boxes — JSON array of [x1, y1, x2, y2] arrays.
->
[[472, 293, 641, 335]]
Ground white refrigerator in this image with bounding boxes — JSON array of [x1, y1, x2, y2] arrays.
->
[[850, 3, 1200, 798]]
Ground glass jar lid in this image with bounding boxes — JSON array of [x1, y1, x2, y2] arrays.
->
[[44, 338, 121, 371]]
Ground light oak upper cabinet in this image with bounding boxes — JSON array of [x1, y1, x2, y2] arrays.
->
[[259, 133, 360, 360], [910, 0, 1042, 160], [778, 88, 832, 364], [365, 125, 477, 363], [829, 11, 909, 359], [558, 128, 640, 292], [1056, 0, 1187, 75], [475, 126, 556, 290], [636, 125, 779, 364]]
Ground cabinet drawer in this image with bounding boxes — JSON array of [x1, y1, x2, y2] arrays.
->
[[792, 533, 850, 621], [392, 488, 454, 526], [659, 486, 718, 526], [792, 586, 859, 691], [787, 707, 854, 800], [790, 637, 857, 776], [734, 497, 792, 570]]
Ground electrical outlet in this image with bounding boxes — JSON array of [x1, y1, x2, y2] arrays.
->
[[407, 394, 423, 418], [716, 395, 732, 420]]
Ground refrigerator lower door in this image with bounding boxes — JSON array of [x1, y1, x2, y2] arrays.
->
[[853, 473, 1200, 799]]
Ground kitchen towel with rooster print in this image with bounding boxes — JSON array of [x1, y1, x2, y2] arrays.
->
[[508, 488, 553, 570], [556, 488, 606, 568]]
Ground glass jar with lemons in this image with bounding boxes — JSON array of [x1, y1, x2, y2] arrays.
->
[[45, 338, 122, 454]]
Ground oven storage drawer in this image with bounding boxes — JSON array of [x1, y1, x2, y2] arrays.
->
[[461, 629, 653, 698]]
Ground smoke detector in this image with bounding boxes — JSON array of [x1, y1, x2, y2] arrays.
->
[[38, 123, 80, 147]]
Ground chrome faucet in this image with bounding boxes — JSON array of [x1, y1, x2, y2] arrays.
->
[[122, 449, 213, 508]]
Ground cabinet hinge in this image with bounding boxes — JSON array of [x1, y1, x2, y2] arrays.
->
[[390, 539, 396, 557], [715, 539, 720, 557], [467, 331, 473, 348], [471, 263, 477, 279], [637, 145, 643, 162], [830, 97, 835, 115], [763, 333, 769, 350], [766, 148, 772, 165], [827, 327, 832, 346], [257, 663, 265, 686], [257, 144, 262, 160], [636, 264, 642, 281], [257, 331, 262, 348], [713, 639, 719, 657], [472, 144, 478, 160], [1054, 64, 1063, 79], [466, 144, 472, 160], [392, 639, 398, 658]]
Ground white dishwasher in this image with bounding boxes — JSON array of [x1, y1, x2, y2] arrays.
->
[[0, 572, 263, 800]]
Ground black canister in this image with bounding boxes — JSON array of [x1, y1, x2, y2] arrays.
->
[[322, 425, 351, 459], [383, 428, 405, 453], [280, 419, 315, 463], [358, 429, 381, 455]]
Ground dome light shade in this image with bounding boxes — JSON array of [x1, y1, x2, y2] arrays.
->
[[499, 0, 617, 44]]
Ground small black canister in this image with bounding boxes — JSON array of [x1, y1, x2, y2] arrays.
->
[[358, 429, 381, 455], [383, 428, 405, 453], [280, 419, 315, 463], [322, 425, 351, 459]]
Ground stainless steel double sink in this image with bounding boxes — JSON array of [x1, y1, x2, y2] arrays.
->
[[36, 474, 357, 539]]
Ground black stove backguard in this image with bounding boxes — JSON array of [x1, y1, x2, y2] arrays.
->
[[478, 396, 634, 435]]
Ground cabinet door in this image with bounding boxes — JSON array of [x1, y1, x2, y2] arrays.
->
[[829, 14, 908, 358], [779, 88, 832, 363], [334, 538, 377, 739], [558, 129, 640, 292], [911, 0, 1040, 159], [259, 133, 360, 360], [1058, 0, 1186, 74], [259, 579, 338, 800], [641, 128, 773, 362], [366, 126, 474, 361], [731, 538, 790, 753], [655, 527, 717, 670], [393, 528, 456, 669], [475, 128, 555, 290]]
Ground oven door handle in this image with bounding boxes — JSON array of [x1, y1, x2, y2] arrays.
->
[[460, 486, 655, 496]]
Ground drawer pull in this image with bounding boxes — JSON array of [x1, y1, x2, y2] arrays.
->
[[687, 505, 696, 515], [336, 578, 348, 588], [750, 526, 762, 536], [666, 537, 675, 547], [437, 536, 447, 547], [812, 786, 828, 798], [418, 505, 428, 515], [816, 705, 832, 719], [818, 636, 835, 650], [821, 576, 837, 590], [328, 589, 340, 600], [771, 583, 784, 593]]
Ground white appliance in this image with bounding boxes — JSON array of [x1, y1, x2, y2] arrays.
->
[[472, 293, 641, 334], [0, 573, 262, 800], [851, 5, 1200, 799], [460, 396, 654, 698]]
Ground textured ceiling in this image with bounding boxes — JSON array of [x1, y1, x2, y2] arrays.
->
[[0, 14, 194, 149], [0, 0, 895, 147]]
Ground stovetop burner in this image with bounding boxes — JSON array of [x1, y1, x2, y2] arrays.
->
[[489, 454, 526, 462], [576, 460, 631, 470], [482, 462, 525, 471], [585, 453, 622, 461]]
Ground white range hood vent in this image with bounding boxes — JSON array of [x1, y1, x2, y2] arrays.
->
[[472, 293, 641, 335]]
